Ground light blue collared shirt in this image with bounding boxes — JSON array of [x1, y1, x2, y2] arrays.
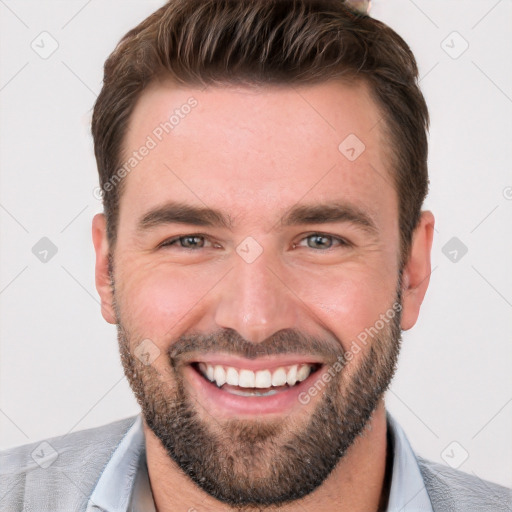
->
[[86, 411, 433, 512]]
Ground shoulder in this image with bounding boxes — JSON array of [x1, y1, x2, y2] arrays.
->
[[0, 415, 139, 511], [417, 456, 512, 511]]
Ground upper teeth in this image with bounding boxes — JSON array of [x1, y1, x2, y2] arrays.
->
[[198, 363, 314, 389]]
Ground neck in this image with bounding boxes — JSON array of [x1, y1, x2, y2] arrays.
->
[[144, 401, 390, 512]]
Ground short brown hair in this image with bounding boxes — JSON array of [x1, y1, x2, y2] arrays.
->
[[91, 0, 429, 266]]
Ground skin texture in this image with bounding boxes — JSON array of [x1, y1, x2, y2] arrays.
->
[[92, 79, 434, 511]]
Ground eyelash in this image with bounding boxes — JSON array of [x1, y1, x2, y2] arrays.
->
[[159, 233, 352, 251], [294, 233, 351, 250]]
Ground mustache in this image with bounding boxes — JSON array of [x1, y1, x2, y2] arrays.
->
[[167, 328, 344, 364]]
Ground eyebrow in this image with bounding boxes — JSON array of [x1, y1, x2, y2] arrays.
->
[[280, 202, 378, 235], [137, 201, 233, 231], [136, 200, 378, 236]]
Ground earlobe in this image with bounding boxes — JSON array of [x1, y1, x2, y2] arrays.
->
[[400, 211, 435, 331], [92, 213, 117, 324]]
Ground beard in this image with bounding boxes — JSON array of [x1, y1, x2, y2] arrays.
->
[[113, 273, 403, 509]]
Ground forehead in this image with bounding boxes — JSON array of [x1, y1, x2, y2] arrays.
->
[[118, 79, 396, 231]]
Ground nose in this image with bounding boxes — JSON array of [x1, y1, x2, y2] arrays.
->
[[213, 250, 300, 343]]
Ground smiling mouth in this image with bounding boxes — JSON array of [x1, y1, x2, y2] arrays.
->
[[191, 362, 322, 397]]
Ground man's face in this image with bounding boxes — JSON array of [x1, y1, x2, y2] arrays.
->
[[102, 79, 408, 506]]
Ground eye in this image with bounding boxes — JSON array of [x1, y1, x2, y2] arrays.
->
[[160, 234, 216, 250], [296, 233, 351, 250]]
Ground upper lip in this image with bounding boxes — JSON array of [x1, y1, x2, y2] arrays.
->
[[183, 353, 325, 372]]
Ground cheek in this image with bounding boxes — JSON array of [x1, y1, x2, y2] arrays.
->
[[116, 261, 221, 341], [291, 264, 397, 352]]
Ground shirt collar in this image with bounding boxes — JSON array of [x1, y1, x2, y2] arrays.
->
[[87, 412, 433, 512], [385, 410, 434, 511], [86, 415, 149, 512]]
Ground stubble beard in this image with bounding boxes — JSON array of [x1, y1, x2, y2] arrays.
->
[[114, 278, 403, 508]]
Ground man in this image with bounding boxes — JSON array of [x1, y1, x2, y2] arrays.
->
[[1, 0, 510, 511]]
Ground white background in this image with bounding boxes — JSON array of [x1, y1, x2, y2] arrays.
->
[[1, 0, 511, 489]]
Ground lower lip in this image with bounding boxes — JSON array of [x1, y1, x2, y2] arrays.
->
[[183, 364, 323, 417]]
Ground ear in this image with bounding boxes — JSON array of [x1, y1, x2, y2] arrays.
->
[[92, 213, 117, 324], [400, 210, 435, 331]]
